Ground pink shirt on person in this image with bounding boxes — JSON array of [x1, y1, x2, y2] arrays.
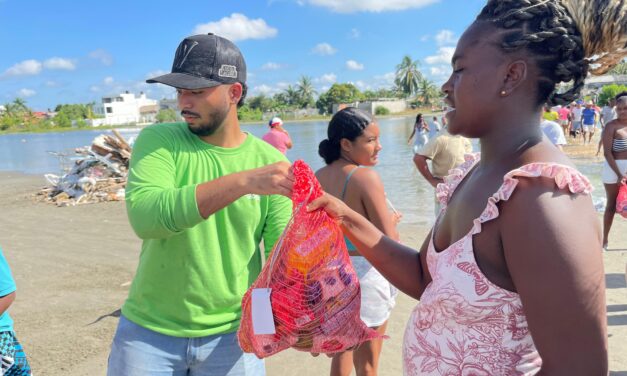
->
[[262, 128, 291, 154], [558, 107, 570, 121]]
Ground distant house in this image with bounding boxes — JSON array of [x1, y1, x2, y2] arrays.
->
[[583, 74, 627, 91], [332, 99, 407, 115], [91, 91, 158, 126]]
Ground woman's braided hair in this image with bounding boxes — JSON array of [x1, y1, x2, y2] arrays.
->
[[476, 0, 627, 105]]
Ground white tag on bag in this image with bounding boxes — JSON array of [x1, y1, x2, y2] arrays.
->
[[251, 288, 276, 335]]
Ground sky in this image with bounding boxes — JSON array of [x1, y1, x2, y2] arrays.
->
[[0, 0, 486, 111]]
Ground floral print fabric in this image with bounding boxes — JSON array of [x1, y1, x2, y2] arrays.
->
[[403, 154, 592, 375]]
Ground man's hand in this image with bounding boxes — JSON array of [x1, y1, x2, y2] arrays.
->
[[244, 161, 294, 197], [428, 176, 444, 188]]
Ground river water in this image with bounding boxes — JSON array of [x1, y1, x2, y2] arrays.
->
[[0, 117, 606, 225]]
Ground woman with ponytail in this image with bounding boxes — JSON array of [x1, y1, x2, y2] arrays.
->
[[309, 0, 626, 374], [316, 107, 400, 376]]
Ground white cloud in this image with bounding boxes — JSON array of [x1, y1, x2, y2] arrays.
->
[[429, 66, 452, 82], [434, 30, 457, 46], [2, 60, 42, 77], [352, 80, 370, 91], [261, 62, 283, 70], [373, 71, 396, 86], [349, 28, 360, 39], [304, 0, 439, 13], [43, 57, 76, 70], [420, 35, 430, 42], [276, 82, 292, 90], [90, 86, 101, 93], [316, 73, 337, 84], [45, 80, 59, 87], [17, 88, 36, 97], [251, 84, 279, 96], [346, 60, 364, 70], [89, 49, 113, 66], [424, 46, 455, 65], [311, 43, 337, 56], [104, 76, 114, 85], [193, 13, 277, 41]]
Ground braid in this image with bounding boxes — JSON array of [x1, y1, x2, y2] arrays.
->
[[477, 0, 587, 105]]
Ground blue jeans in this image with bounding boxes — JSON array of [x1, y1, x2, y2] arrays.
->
[[107, 315, 265, 376]]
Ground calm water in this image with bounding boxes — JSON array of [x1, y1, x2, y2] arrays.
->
[[0, 117, 606, 225]]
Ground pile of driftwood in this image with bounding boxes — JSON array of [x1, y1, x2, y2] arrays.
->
[[38, 130, 133, 206]]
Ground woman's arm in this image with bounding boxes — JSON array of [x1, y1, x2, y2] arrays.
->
[[408, 126, 417, 143], [308, 194, 432, 300], [500, 178, 607, 374], [355, 169, 399, 240], [0, 292, 15, 316]]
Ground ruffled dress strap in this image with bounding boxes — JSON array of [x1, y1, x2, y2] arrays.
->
[[468, 162, 593, 237], [435, 153, 480, 206]]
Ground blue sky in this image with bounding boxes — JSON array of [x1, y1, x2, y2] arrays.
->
[[0, 0, 486, 111]]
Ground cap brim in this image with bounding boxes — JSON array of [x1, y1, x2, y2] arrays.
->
[[146, 73, 222, 90]]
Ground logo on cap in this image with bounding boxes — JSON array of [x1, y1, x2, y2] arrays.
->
[[174, 41, 199, 68], [218, 65, 238, 78]]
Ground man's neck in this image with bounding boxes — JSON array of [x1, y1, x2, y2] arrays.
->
[[199, 113, 247, 148]]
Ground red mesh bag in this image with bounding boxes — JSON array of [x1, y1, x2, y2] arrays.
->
[[238, 160, 382, 358], [617, 179, 627, 219]]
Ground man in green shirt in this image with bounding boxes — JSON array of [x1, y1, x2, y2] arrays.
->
[[107, 33, 293, 375]]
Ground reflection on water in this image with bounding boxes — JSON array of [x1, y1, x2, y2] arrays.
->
[[0, 118, 607, 225]]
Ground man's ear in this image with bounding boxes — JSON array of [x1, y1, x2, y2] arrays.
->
[[501, 60, 528, 96], [229, 83, 243, 104]]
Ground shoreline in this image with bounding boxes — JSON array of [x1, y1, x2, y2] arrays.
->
[[0, 172, 625, 375]]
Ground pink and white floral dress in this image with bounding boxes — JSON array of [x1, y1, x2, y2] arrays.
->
[[403, 153, 592, 376]]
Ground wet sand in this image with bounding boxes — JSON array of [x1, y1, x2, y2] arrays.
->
[[0, 171, 625, 375]]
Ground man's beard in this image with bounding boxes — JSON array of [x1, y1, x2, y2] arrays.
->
[[184, 107, 229, 137]]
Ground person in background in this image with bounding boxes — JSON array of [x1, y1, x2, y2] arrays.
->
[[407, 113, 429, 153], [597, 98, 618, 156], [431, 116, 442, 132], [107, 33, 293, 375], [542, 104, 559, 121], [582, 100, 598, 144], [540, 111, 567, 151], [601, 94, 627, 250], [413, 129, 472, 216], [571, 100, 583, 140], [309, 0, 619, 373], [557, 104, 571, 135], [0, 246, 31, 375], [316, 107, 399, 376], [262, 116, 293, 155]]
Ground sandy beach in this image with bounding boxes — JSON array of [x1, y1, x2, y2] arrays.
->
[[0, 171, 626, 375]]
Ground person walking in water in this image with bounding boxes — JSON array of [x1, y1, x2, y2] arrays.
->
[[407, 113, 430, 153], [310, 0, 622, 373]]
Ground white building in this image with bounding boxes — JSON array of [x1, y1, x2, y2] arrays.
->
[[91, 91, 158, 126], [0, 105, 5, 115]]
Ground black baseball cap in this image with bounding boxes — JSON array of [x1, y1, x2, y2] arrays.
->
[[146, 33, 246, 90]]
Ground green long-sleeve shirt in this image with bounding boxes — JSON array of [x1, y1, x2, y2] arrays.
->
[[122, 122, 292, 337]]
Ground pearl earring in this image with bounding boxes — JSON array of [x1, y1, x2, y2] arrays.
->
[[500, 90, 507, 96]]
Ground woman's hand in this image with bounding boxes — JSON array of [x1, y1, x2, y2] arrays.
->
[[392, 211, 403, 225], [307, 193, 353, 224]]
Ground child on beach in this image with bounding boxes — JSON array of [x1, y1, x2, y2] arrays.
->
[[0, 246, 31, 375], [316, 107, 399, 376], [309, 0, 625, 374]]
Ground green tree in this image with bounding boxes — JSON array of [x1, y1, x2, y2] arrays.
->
[[395, 55, 423, 98], [597, 84, 627, 106], [156, 108, 178, 123], [315, 83, 363, 114], [417, 78, 441, 106], [283, 85, 300, 107], [296, 76, 316, 108], [248, 94, 274, 112]]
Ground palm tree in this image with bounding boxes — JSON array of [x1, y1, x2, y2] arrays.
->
[[417, 78, 441, 106], [395, 55, 423, 98], [297, 75, 317, 108], [283, 85, 300, 107]]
